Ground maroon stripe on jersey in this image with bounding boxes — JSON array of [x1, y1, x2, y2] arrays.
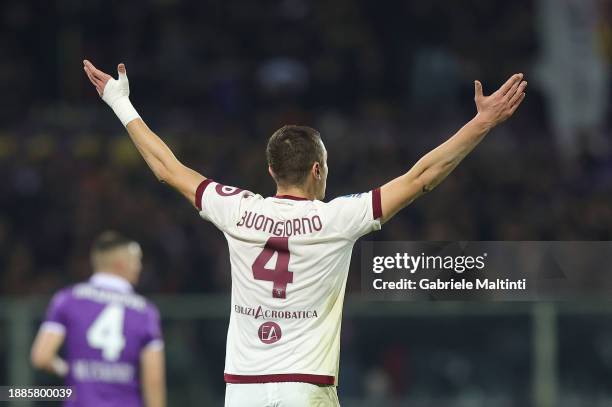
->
[[224, 373, 335, 385], [195, 179, 214, 210], [372, 187, 382, 219], [274, 194, 310, 201]]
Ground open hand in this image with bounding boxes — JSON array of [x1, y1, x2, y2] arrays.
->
[[83, 60, 131, 108], [474, 74, 527, 129]]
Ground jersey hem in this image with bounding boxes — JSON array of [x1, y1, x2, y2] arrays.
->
[[40, 321, 66, 335], [143, 338, 164, 352], [372, 187, 382, 219], [224, 373, 335, 385], [195, 179, 214, 210]]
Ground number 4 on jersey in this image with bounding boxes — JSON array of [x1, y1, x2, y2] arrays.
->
[[252, 237, 293, 299], [86, 303, 126, 361]]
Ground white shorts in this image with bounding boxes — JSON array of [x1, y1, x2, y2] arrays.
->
[[224, 382, 340, 407]]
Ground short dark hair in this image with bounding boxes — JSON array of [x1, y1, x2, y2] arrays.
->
[[266, 125, 324, 187], [91, 231, 133, 255]]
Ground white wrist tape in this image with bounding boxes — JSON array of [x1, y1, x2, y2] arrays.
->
[[101, 72, 140, 127], [110, 97, 140, 127]]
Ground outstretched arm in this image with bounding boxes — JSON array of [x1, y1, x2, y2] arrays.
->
[[380, 74, 527, 223], [83, 60, 205, 205]]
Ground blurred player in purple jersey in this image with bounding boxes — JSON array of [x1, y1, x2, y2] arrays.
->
[[30, 231, 166, 407]]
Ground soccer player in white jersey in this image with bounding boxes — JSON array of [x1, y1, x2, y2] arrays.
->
[[83, 59, 526, 406]]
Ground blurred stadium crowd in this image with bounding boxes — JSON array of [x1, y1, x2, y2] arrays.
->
[[2, 0, 610, 296], [1, 0, 612, 404]]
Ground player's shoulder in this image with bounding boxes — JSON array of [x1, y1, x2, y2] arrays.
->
[[119, 289, 158, 317], [203, 180, 258, 200], [328, 192, 369, 202], [315, 191, 380, 226], [199, 179, 263, 214], [143, 298, 160, 316], [52, 284, 78, 303], [45, 284, 79, 313], [322, 191, 372, 210], [124, 290, 156, 315]]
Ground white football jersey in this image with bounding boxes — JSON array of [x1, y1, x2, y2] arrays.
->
[[196, 179, 382, 386]]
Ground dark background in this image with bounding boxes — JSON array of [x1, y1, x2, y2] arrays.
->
[[1, 0, 611, 295], [1, 0, 611, 405]]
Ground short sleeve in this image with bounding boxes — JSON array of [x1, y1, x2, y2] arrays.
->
[[142, 304, 163, 351], [195, 179, 253, 231], [40, 290, 71, 335], [327, 188, 383, 240]]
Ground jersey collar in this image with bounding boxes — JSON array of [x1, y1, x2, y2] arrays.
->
[[274, 194, 311, 201], [90, 272, 133, 293]]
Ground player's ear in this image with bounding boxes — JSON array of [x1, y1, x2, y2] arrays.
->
[[268, 166, 275, 180], [312, 162, 321, 180]]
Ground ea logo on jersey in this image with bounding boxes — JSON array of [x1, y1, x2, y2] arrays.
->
[[258, 321, 282, 344]]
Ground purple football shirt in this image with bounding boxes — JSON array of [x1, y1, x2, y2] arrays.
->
[[41, 273, 163, 407]]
